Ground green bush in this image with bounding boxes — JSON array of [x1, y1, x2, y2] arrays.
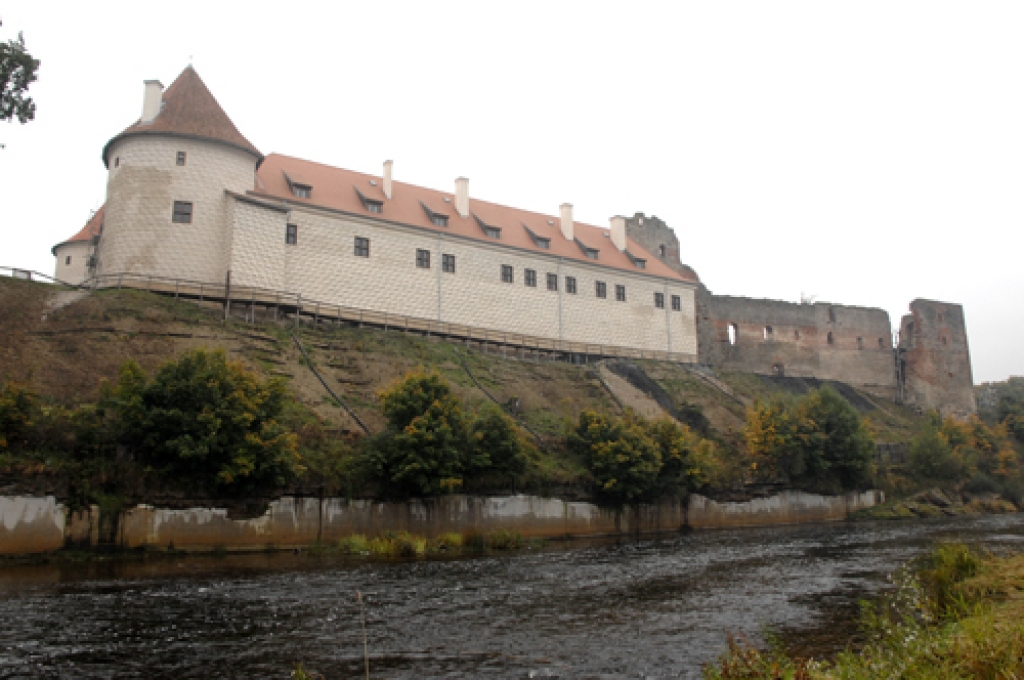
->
[[744, 386, 874, 492], [111, 350, 300, 495]]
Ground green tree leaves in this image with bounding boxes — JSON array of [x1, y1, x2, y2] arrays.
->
[[744, 386, 874, 492], [0, 27, 39, 125]]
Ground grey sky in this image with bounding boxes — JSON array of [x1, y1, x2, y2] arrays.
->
[[2, 1, 1021, 383]]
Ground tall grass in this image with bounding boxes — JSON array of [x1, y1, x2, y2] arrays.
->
[[333, 529, 536, 558], [703, 542, 1024, 680]]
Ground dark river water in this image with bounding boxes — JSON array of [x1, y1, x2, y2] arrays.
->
[[3, 514, 1024, 679]]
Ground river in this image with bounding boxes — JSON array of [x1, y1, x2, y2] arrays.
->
[[2, 513, 1023, 679]]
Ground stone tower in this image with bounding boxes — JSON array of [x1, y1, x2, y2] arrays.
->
[[93, 67, 262, 285], [898, 299, 977, 417]]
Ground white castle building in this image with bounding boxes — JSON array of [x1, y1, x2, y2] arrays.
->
[[53, 67, 701, 360]]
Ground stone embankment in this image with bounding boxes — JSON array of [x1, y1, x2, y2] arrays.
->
[[0, 490, 884, 556]]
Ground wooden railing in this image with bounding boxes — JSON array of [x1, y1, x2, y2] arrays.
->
[[74, 271, 696, 364]]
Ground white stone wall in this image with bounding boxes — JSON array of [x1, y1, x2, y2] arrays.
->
[[229, 201, 698, 356], [97, 136, 257, 285], [53, 241, 92, 285]]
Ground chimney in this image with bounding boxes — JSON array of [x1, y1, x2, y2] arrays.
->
[[560, 203, 574, 241], [383, 160, 393, 200], [455, 177, 469, 218], [141, 80, 164, 124], [609, 215, 627, 251]]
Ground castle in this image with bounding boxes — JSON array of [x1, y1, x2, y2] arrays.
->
[[51, 67, 976, 417]]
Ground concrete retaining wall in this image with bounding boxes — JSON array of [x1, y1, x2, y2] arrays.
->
[[687, 490, 883, 529], [0, 490, 881, 556]]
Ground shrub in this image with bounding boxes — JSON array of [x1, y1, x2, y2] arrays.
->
[[744, 386, 874, 492], [111, 350, 300, 495], [486, 529, 523, 550], [337, 534, 369, 554], [0, 382, 39, 452]]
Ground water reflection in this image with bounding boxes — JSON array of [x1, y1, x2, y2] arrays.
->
[[1, 514, 1023, 679]]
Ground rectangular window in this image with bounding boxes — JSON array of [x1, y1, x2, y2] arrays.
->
[[65, 255, 71, 266], [536, 238, 550, 249], [431, 214, 448, 227], [615, 284, 626, 302], [654, 292, 664, 308], [525, 269, 537, 287], [354, 236, 370, 257], [285, 223, 297, 245], [546, 273, 558, 291], [366, 202, 382, 214], [566, 276, 577, 294], [416, 249, 431, 268], [176, 151, 186, 166], [484, 226, 500, 239], [442, 254, 456, 273], [596, 281, 607, 298], [171, 201, 193, 224], [671, 295, 681, 311], [292, 185, 311, 199], [501, 264, 514, 283]]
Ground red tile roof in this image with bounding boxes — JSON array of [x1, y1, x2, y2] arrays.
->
[[253, 154, 699, 283], [52, 205, 104, 255], [102, 66, 261, 167]]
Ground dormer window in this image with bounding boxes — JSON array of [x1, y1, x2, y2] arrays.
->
[[474, 215, 501, 239], [624, 249, 646, 269], [292, 184, 311, 199], [575, 238, 599, 260], [421, 202, 449, 227], [354, 187, 383, 214], [523, 224, 550, 249]]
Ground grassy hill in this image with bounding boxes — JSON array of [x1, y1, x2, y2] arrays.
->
[[0, 276, 927, 447]]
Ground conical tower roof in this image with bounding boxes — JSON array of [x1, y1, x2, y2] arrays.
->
[[102, 66, 261, 167]]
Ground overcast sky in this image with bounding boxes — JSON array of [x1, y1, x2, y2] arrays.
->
[[2, 1, 1021, 383]]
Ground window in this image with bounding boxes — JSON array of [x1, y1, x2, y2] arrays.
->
[[585, 249, 599, 260], [366, 202, 382, 214], [292, 184, 311, 199], [172, 201, 193, 224], [879, 337, 885, 349], [857, 336, 864, 349], [547, 273, 558, 291], [176, 151, 186, 166], [596, 281, 607, 298], [615, 284, 626, 302], [536, 238, 550, 249], [484, 226, 500, 239], [65, 256, 71, 266], [566, 276, 577, 294], [442, 254, 456, 273], [416, 249, 431, 268], [354, 236, 370, 257], [671, 295, 681, 311], [501, 264, 514, 283], [654, 292, 665, 308], [827, 331, 835, 345], [794, 330, 801, 340], [431, 214, 448, 227], [525, 269, 537, 287], [634, 259, 646, 269], [728, 323, 738, 346], [114, 157, 120, 168], [764, 326, 773, 341], [285, 223, 297, 245], [659, 245, 666, 257]]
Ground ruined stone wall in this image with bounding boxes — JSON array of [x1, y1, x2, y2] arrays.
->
[[898, 299, 976, 417], [695, 290, 897, 395]]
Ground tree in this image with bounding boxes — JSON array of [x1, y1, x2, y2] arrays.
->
[[0, 381, 38, 451], [376, 371, 469, 496], [468, 407, 528, 477], [744, 386, 874, 492], [1, 22, 40, 125], [570, 410, 662, 503], [110, 350, 299, 495]]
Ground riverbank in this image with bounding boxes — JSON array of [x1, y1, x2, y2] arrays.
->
[[704, 543, 1024, 679], [0, 490, 882, 557]]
